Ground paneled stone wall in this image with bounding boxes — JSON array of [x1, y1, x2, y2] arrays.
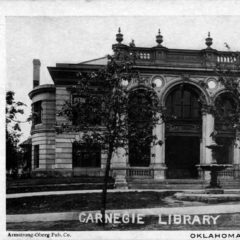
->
[[56, 86, 71, 126]]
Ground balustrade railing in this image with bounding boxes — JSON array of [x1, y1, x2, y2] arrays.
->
[[127, 167, 154, 178], [217, 54, 238, 63], [111, 167, 240, 180], [199, 167, 240, 180], [218, 169, 234, 179], [127, 46, 240, 67], [139, 52, 151, 60]]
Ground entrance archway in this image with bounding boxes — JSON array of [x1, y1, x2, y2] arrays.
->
[[164, 83, 203, 179]]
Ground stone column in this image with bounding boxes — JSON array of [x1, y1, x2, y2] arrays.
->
[[201, 108, 215, 180], [111, 147, 128, 189], [233, 136, 240, 178], [152, 113, 166, 180]]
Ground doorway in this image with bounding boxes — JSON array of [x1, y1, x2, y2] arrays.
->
[[165, 136, 200, 179]]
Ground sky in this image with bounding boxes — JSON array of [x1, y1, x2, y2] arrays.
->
[[5, 16, 240, 141]]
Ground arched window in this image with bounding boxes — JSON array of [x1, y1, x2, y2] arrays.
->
[[128, 89, 153, 167], [166, 85, 202, 121], [128, 90, 153, 128], [215, 93, 236, 121], [214, 93, 237, 165]]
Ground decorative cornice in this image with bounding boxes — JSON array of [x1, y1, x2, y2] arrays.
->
[[29, 84, 55, 99], [31, 128, 55, 135]]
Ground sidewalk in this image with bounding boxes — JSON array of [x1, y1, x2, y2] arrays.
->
[[7, 203, 240, 223], [7, 188, 240, 199]]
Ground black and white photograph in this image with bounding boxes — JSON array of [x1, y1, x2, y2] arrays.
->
[[2, 1, 240, 239]]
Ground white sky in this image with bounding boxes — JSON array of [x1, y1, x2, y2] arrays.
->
[[5, 15, 240, 141]]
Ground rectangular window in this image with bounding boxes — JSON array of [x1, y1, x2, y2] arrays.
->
[[33, 101, 42, 125], [34, 145, 39, 168], [72, 143, 101, 168]]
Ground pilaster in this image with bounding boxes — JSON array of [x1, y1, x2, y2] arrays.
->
[[152, 113, 166, 180], [200, 107, 215, 180], [111, 147, 128, 189], [233, 137, 240, 178]]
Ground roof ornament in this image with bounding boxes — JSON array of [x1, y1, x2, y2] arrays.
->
[[129, 39, 135, 47], [116, 27, 123, 44], [205, 32, 213, 48], [156, 29, 163, 46]]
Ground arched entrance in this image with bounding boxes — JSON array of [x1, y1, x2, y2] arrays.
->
[[165, 84, 202, 179]]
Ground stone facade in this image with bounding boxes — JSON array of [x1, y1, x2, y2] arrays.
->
[[29, 31, 240, 185]]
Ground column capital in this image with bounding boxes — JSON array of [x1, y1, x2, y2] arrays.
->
[[201, 104, 215, 115], [159, 105, 169, 122], [154, 163, 167, 168]]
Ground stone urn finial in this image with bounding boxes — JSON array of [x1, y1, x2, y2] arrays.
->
[[116, 27, 123, 44], [205, 32, 213, 48], [156, 29, 163, 46], [129, 39, 135, 47]]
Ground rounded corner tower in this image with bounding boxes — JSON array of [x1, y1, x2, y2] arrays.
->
[[29, 59, 57, 177]]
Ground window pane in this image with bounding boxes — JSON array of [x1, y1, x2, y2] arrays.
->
[[192, 108, 200, 118], [34, 145, 39, 168], [33, 101, 42, 125], [183, 105, 191, 118], [183, 90, 191, 104], [174, 105, 182, 118], [166, 86, 201, 120], [72, 143, 101, 168], [173, 90, 181, 103]]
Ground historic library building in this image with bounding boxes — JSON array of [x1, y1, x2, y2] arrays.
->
[[29, 30, 240, 187]]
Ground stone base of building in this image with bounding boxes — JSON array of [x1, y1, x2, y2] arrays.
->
[[153, 166, 167, 180], [31, 169, 73, 178], [114, 175, 128, 189], [73, 168, 105, 177]]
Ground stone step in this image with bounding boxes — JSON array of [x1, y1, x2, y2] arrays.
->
[[128, 184, 240, 189], [127, 178, 205, 184], [128, 184, 205, 189], [127, 179, 240, 189]]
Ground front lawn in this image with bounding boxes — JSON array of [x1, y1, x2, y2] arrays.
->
[[7, 177, 114, 193], [7, 191, 174, 214]]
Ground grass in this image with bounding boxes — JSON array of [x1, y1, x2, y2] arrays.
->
[[7, 177, 114, 194], [7, 213, 240, 230], [7, 191, 174, 214], [7, 176, 113, 185]]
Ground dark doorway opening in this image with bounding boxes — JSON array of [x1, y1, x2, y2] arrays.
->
[[166, 136, 200, 179]]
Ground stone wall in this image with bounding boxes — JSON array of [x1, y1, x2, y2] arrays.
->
[[30, 85, 56, 173]]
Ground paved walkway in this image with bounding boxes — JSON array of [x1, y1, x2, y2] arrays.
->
[[7, 203, 240, 223], [7, 188, 240, 199]]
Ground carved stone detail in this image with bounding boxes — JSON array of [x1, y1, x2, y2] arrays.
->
[[201, 104, 215, 115]]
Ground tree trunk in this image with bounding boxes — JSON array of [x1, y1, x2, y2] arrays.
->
[[101, 142, 114, 226]]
